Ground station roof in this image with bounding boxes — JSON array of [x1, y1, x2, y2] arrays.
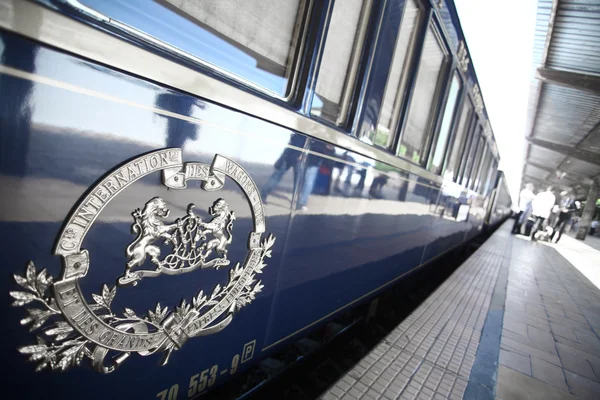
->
[[523, 0, 600, 199]]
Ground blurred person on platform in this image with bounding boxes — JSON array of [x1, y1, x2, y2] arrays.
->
[[551, 197, 579, 243], [529, 187, 556, 241], [512, 183, 535, 234]]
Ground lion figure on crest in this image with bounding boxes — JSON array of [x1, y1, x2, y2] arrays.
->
[[123, 197, 180, 276], [118, 197, 236, 286], [198, 198, 234, 260]]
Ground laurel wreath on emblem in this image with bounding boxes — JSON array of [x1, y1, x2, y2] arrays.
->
[[10, 150, 275, 373]]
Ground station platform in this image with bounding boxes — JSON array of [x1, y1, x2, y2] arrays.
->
[[320, 221, 600, 400]]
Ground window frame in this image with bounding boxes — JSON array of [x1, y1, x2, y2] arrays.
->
[[485, 159, 499, 196], [468, 139, 485, 190], [456, 114, 479, 184], [309, 0, 376, 127], [473, 146, 489, 192], [442, 93, 474, 182], [480, 149, 495, 194], [459, 122, 482, 187], [392, 13, 453, 167], [370, 0, 427, 150], [474, 148, 488, 193], [426, 68, 464, 175]]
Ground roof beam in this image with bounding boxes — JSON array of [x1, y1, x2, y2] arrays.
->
[[525, 161, 593, 183], [526, 137, 600, 166], [523, 174, 572, 192], [522, 174, 553, 187], [536, 67, 600, 94]]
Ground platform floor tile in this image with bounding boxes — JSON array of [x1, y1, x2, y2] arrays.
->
[[321, 220, 600, 400], [321, 224, 510, 400], [496, 231, 600, 400]]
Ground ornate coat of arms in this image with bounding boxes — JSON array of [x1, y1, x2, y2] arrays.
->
[[118, 196, 236, 286], [10, 149, 275, 373]]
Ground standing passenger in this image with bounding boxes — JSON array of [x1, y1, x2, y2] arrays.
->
[[529, 187, 556, 241], [551, 197, 578, 243], [512, 183, 535, 234], [519, 201, 534, 235]]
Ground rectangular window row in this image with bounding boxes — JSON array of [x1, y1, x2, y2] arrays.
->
[[77, 0, 497, 192], [353, 0, 497, 193]]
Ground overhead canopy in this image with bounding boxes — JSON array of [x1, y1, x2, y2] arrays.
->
[[523, 0, 600, 199]]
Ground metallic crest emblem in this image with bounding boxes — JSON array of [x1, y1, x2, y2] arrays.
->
[[10, 149, 275, 373]]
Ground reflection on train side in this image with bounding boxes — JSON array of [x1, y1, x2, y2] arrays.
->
[[1, 127, 465, 222], [0, 30, 491, 399]]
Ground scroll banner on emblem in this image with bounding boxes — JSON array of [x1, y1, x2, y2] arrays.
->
[[162, 155, 266, 235]]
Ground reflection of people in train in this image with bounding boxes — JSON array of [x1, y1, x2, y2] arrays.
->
[[311, 143, 337, 195], [398, 180, 409, 202], [345, 162, 367, 191], [261, 135, 307, 203], [332, 152, 352, 192], [155, 92, 205, 149], [334, 137, 374, 195], [369, 174, 389, 199], [297, 141, 333, 211], [416, 176, 439, 206], [453, 189, 469, 218]]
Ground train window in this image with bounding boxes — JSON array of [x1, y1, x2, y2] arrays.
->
[[469, 142, 484, 189], [474, 149, 487, 192], [457, 116, 478, 181], [474, 147, 489, 192], [311, 0, 373, 125], [397, 23, 449, 164], [444, 98, 474, 182], [483, 160, 498, 195], [427, 72, 462, 174], [481, 151, 494, 193], [370, 0, 424, 147], [79, 0, 310, 97], [460, 124, 481, 186]]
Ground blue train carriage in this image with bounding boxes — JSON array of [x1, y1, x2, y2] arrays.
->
[[0, 0, 508, 398], [485, 170, 513, 228]]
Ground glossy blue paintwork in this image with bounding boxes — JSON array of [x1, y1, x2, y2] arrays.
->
[[0, 31, 290, 398], [0, 3, 503, 398]]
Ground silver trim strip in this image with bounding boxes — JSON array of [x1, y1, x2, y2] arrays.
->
[[65, 0, 108, 22], [0, 0, 442, 184]]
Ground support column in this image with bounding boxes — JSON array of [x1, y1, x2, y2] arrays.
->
[[576, 182, 599, 241]]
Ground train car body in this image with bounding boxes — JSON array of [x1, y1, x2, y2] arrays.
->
[[486, 171, 513, 227], [0, 0, 509, 398]]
